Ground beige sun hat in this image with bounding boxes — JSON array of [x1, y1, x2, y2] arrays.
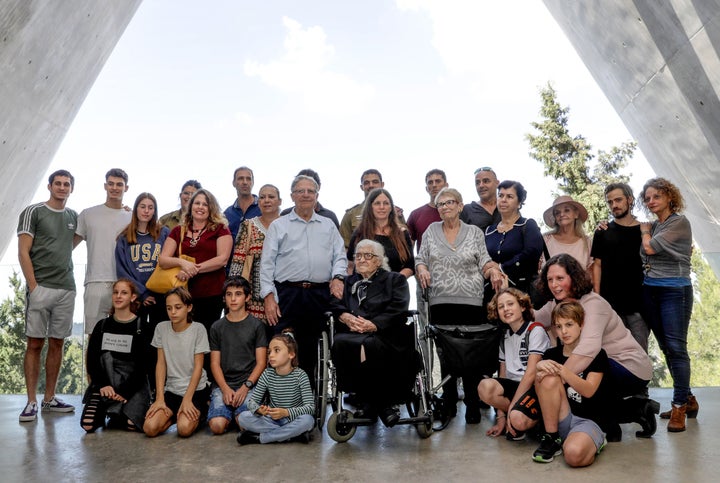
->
[[543, 195, 588, 228]]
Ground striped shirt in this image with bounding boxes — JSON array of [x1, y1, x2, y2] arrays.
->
[[246, 367, 315, 420]]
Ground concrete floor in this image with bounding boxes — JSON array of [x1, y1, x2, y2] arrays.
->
[[2, 387, 717, 483]]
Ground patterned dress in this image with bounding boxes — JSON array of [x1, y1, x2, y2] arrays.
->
[[229, 217, 270, 321]]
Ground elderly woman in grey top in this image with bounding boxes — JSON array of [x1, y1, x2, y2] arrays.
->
[[415, 187, 503, 423]]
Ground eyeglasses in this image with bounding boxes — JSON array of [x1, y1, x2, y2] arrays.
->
[[354, 252, 378, 260], [474, 166, 495, 175], [292, 188, 317, 195], [436, 200, 458, 208]]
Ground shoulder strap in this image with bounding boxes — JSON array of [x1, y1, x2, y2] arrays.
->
[[178, 225, 185, 257], [524, 322, 545, 351]]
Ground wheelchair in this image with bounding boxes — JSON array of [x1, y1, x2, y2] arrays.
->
[[314, 311, 449, 442]]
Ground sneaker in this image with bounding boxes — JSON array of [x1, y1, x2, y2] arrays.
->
[[19, 401, 38, 422], [506, 430, 526, 441], [41, 396, 75, 413], [237, 430, 261, 445], [596, 437, 607, 455], [532, 433, 563, 463]]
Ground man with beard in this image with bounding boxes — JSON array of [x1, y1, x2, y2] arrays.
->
[[591, 183, 649, 352]]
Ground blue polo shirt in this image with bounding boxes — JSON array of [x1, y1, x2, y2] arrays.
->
[[224, 195, 261, 240]]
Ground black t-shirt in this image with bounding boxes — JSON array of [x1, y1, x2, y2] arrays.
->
[[543, 346, 611, 427], [209, 315, 268, 389], [591, 222, 644, 314]]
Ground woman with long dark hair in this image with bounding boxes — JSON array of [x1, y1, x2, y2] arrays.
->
[[347, 188, 414, 277]]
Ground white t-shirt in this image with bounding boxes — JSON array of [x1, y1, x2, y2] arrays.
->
[[76, 204, 131, 284], [151, 321, 210, 396], [499, 322, 550, 381]]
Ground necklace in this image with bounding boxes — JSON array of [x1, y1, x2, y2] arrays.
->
[[189, 225, 206, 247]]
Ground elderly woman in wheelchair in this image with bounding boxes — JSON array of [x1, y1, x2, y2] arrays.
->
[[329, 239, 416, 428]]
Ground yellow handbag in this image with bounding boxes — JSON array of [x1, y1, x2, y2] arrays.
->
[[146, 226, 196, 293]]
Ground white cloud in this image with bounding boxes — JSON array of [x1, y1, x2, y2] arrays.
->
[[395, 0, 592, 103], [244, 16, 375, 115]]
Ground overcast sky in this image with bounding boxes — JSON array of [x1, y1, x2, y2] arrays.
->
[[1, 0, 655, 300]]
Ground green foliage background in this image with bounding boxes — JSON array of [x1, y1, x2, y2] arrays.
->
[[0, 273, 83, 394], [527, 83, 720, 388]]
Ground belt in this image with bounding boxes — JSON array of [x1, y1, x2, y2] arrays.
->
[[277, 280, 328, 289]]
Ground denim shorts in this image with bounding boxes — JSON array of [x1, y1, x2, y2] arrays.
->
[[207, 385, 253, 421]]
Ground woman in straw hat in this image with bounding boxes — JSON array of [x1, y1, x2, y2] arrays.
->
[[542, 195, 593, 271]]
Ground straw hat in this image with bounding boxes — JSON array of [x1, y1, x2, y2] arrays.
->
[[543, 195, 588, 228]]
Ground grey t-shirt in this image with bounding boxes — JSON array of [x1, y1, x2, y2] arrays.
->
[[641, 213, 692, 280], [151, 321, 209, 396], [209, 315, 267, 388]]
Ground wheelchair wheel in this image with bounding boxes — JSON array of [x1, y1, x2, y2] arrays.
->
[[327, 411, 356, 443], [416, 418, 433, 438], [315, 331, 330, 429]]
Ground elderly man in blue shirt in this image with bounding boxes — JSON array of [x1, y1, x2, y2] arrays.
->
[[260, 174, 347, 379]]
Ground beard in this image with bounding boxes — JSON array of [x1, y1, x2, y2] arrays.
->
[[613, 208, 630, 219]]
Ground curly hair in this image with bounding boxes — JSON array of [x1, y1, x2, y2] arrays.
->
[[486, 287, 534, 322], [535, 254, 592, 301], [640, 177, 685, 214]]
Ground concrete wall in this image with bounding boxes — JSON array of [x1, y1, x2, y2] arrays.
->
[[0, 0, 141, 260], [543, 0, 720, 272]]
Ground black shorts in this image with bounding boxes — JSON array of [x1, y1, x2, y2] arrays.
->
[[510, 386, 541, 421], [164, 385, 211, 421]]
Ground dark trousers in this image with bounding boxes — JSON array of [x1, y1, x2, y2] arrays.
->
[[429, 303, 487, 413], [275, 282, 330, 387]]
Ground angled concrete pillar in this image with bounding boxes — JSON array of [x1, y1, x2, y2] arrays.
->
[[0, 0, 141, 260], [543, 0, 720, 273]]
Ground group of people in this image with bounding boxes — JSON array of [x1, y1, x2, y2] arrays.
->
[[16, 165, 697, 463]]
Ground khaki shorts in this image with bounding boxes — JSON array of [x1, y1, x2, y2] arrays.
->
[[83, 281, 114, 334], [25, 285, 76, 339]]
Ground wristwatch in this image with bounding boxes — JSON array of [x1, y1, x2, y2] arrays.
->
[[333, 274, 345, 282], [244, 380, 254, 389]]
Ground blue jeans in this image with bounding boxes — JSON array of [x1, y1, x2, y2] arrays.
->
[[237, 411, 314, 443], [643, 284, 693, 405], [207, 386, 253, 421]]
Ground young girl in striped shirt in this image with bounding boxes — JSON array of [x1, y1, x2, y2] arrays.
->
[[237, 332, 315, 444]]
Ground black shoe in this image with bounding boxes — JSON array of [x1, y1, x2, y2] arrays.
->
[[237, 431, 261, 445], [379, 406, 400, 428], [440, 398, 458, 418], [288, 432, 310, 444], [353, 405, 378, 422], [635, 399, 660, 438], [606, 423, 622, 443], [344, 393, 362, 408], [532, 433, 563, 463], [465, 411, 481, 425]]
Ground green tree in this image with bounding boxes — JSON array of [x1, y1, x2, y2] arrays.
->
[[0, 273, 27, 393], [526, 82, 637, 228], [0, 272, 83, 394], [527, 83, 720, 388]]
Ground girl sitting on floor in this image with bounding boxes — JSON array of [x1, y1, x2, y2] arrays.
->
[[143, 287, 211, 437], [81, 279, 152, 433], [237, 332, 315, 444]]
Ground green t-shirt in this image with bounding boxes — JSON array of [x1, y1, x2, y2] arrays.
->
[[17, 203, 77, 290]]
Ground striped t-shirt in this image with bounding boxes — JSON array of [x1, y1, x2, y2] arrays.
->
[[246, 367, 314, 420]]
